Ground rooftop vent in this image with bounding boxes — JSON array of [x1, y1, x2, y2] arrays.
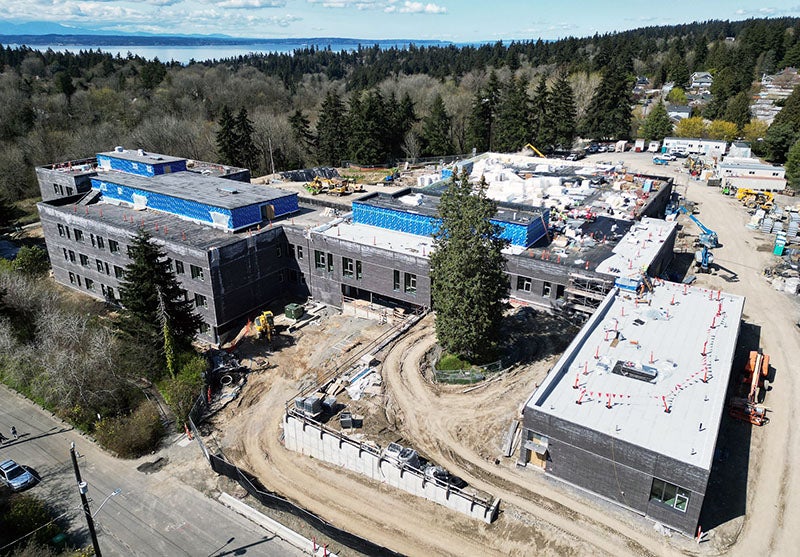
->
[[611, 360, 658, 383], [137, 149, 145, 157], [217, 187, 239, 194], [114, 146, 124, 153]]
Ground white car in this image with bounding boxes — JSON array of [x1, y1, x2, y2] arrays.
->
[[662, 153, 677, 161]]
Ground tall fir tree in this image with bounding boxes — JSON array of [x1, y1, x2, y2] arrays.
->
[[316, 90, 348, 166], [234, 107, 257, 171], [493, 75, 531, 152], [530, 75, 553, 149], [215, 105, 237, 166], [117, 229, 203, 363], [640, 100, 673, 141], [724, 91, 752, 131], [465, 71, 500, 152], [548, 70, 577, 149], [582, 62, 634, 140], [430, 171, 509, 363], [289, 109, 316, 162], [421, 94, 454, 157]]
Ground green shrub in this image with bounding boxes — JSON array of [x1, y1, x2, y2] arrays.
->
[[0, 493, 60, 551], [94, 400, 164, 458], [436, 353, 472, 371], [159, 351, 206, 429]]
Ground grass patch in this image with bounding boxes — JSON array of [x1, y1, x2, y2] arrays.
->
[[436, 353, 472, 371]]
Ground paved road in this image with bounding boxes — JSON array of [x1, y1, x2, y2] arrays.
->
[[0, 385, 301, 557]]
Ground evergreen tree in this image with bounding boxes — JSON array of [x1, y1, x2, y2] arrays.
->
[[54, 71, 76, 104], [234, 107, 257, 170], [465, 71, 500, 152], [316, 90, 348, 166], [530, 75, 553, 149], [421, 94, 454, 157], [704, 67, 739, 120], [582, 63, 633, 140], [215, 105, 237, 166], [493, 75, 531, 152], [117, 229, 203, 360], [640, 101, 673, 141], [430, 171, 509, 363], [724, 92, 752, 131], [548, 70, 577, 149], [289, 109, 315, 160], [765, 86, 800, 162], [386, 92, 417, 160], [785, 138, 800, 191]]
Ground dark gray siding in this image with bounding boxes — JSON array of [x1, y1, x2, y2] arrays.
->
[[36, 167, 95, 202], [521, 409, 707, 534]]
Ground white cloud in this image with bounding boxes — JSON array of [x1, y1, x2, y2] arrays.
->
[[216, 0, 287, 8], [399, 1, 446, 14]]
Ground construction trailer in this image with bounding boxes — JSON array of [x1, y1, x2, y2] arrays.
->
[[519, 283, 745, 535], [662, 138, 727, 157]]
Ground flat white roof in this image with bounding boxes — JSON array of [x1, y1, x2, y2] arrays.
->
[[524, 282, 745, 470], [316, 218, 527, 258], [594, 217, 677, 277]]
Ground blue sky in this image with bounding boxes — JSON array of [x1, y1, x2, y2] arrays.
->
[[1, 0, 799, 40]]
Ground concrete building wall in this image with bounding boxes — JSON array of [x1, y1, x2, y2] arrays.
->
[[283, 413, 497, 523], [520, 410, 707, 534], [36, 167, 95, 202]]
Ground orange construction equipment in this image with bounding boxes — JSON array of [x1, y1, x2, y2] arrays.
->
[[729, 350, 770, 426]]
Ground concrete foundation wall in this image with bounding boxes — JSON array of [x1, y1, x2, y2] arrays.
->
[[283, 414, 497, 523]]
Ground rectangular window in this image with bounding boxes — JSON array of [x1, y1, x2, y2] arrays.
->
[[69, 272, 76, 284], [80, 254, 89, 267], [174, 260, 184, 274], [76, 275, 81, 287], [53, 184, 60, 194], [114, 265, 125, 279], [649, 478, 690, 513], [393, 270, 401, 291], [314, 250, 326, 270], [68, 250, 76, 263], [278, 270, 285, 283], [65, 227, 71, 240], [97, 236, 105, 249], [356, 260, 363, 280], [517, 276, 532, 292], [276, 246, 282, 258], [58, 224, 65, 237], [288, 244, 295, 257], [342, 257, 354, 278], [300, 274, 306, 285], [194, 293, 208, 308], [63, 248, 68, 261], [109, 239, 119, 254], [556, 284, 565, 299], [74, 229, 84, 243], [543, 281, 552, 297], [326, 253, 334, 273], [85, 278, 94, 291], [297, 246, 304, 259], [198, 321, 210, 334], [96, 259, 104, 273], [404, 272, 417, 294], [106, 286, 115, 301], [190, 264, 204, 281], [66, 186, 74, 195], [90, 234, 96, 248]]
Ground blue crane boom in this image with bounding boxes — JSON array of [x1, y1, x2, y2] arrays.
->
[[688, 214, 718, 248]]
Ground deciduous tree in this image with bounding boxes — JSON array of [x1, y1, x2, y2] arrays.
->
[[707, 119, 739, 141], [675, 116, 707, 138], [430, 171, 509, 363]]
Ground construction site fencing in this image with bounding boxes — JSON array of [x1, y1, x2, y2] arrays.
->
[[208, 448, 403, 557], [433, 358, 508, 385], [186, 394, 401, 556]]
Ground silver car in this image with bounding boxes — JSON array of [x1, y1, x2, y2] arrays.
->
[[0, 459, 37, 491]]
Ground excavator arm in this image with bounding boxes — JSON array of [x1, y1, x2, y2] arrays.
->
[[525, 144, 546, 158]]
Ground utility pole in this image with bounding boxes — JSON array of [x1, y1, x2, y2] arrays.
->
[[70, 442, 102, 557]]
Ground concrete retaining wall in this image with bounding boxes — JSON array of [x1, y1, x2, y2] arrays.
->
[[283, 413, 498, 523]]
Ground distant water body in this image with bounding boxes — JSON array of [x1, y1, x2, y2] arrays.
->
[[2, 40, 460, 64]]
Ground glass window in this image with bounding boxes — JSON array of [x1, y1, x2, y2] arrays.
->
[[288, 244, 295, 257], [114, 265, 125, 279], [90, 234, 96, 248], [517, 276, 532, 292], [393, 270, 401, 291], [68, 250, 76, 263], [74, 229, 84, 243], [356, 260, 362, 280], [106, 286, 115, 300], [326, 253, 334, 273], [68, 272, 76, 284], [96, 259, 104, 272], [175, 260, 184, 274], [63, 248, 68, 261], [66, 186, 74, 195], [543, 281, 552, 297], [198, 321, 210, 334], [194, 293, 207, 308], [58, 224, 65, 237], [80, 254, 89, 267], [314, 250, 326, 269], [97, 236, 105, 249], [276, 246, 282, 257], [297, 246, 304, 259], [278, 270, 285, 283], [649, 478, 690, 513], [342, 257, 354, 278], [53, 184, 60, 194], [190, 264, 204, 281], [404, 273, 417, 294], [65, 227, 71, 240], [85, 278, 94, 291], [109, 239, 119, 254]]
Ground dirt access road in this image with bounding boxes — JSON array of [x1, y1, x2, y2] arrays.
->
[[223, 154, 799, 556]]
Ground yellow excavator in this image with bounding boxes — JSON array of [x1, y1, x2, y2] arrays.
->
[[736, 188, 774, 210], [524, 144, 546, 158], [254, 311, 275, 341]]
